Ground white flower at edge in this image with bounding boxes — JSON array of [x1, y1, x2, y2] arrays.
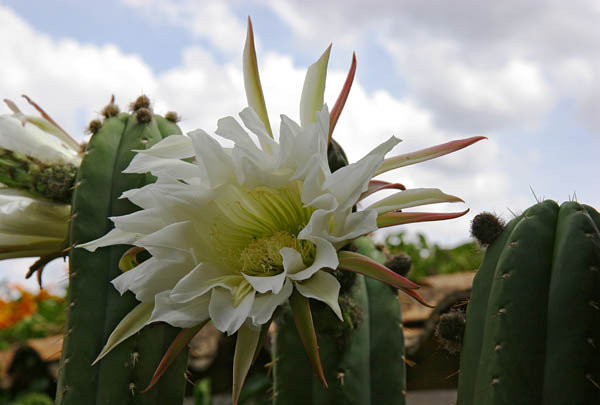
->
[[0, 188, 71, 259], [0, 99, 80, 261], [0, 99, 81, 166]]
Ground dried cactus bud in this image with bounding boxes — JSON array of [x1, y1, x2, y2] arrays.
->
[[471, 212, 505, 246], [385, 253, 412, 277], [165, 111, 180, 123], [87, 119, 102, 135], [101, 103, 120, 119], [130, 95, 151, 111], [435, 309, 466, 354], [135, 107, 152, 124]]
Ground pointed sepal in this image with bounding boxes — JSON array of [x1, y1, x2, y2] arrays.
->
[[243, 17, 273, 140], [142, 321, 207, 393], [376, 136, 487, 176], [289, 289, 328, 387], [329, 52, 356, 142], [338, 250, 419, 290], [359, 180, 406, 201], [300, 45, 332, 126], [377, 209, 470, 228], [367, 188, 464, 214], [232, 322, 262, 405]]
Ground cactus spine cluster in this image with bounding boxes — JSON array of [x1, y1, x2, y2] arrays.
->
[[458, 201, 600, 405], [272, 236, 406, 405], [56, 96, 189, 405]]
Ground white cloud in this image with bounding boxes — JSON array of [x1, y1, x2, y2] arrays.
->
[[263, 0, 600, 134], [121, 0, 245, 54]]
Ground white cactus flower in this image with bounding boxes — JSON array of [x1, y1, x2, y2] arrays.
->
[[81, 19, 484, 404], [0, 188, 71, 260], [0, 97, 80, 273]]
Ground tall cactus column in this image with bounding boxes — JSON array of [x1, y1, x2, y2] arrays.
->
[[458, 201, 600, 405], [56, 97, 189, 405]]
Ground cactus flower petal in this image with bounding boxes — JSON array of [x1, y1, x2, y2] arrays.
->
[[0, 189, 70, 259], [377, 209, 470, 228], [232, 322, 262, 405], [289, 290, 328, 388], [142, 321, 207, 394], [300, 45, 332, 126], [92, 302, 154, 365], [329, 53, 356, 141], [366, 188, 464, 215], [359, 180, 406, 201], [376, 136, 487, 176], [338, 250, 420, 290], [243, 17, 273, 140], [295, 270, 343, 320]]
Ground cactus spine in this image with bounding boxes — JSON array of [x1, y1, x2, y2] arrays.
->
[[272, 236, 406, 405], [458, 201, 600, 405], [56, 97, 188, 405]]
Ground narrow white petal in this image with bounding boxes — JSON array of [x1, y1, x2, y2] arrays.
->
[[112, 257, 193, 302], [295, 271, 342, 320], [93, 302, 153, 364], [300, 45, 331, 126], [110, 209, 168, 234], [280, 247, 305, 273], [149, 291, 210, 328], [287, 236, 338, 281], [323, 136, 400, 210], [170, 263, 241, 303], [209, 288, 255, 335], [243, 271, 287, 295], [239, 107, 278, 154], [0, 115, 80, 164], [215, 116, 259, 151], [133, 134, 195, 159], [249, 279, 293, 325], [124, 153, 202, 181], [366, 188, 464, 214], [137, 221, 197, 253], [188, 128, 234, 187], [77, 228, 142, 252]]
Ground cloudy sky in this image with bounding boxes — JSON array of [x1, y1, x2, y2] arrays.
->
[[0, 0, 598, 293]]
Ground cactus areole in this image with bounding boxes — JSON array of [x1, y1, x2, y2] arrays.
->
[[458, 200, 600, 405]]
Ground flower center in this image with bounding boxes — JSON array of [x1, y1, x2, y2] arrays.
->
[[240, 231, 315, 276], [208, 181, 316, 274]]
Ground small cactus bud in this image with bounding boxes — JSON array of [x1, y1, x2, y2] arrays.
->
[[385, 253, 412, 277], [130, 95, 151, 111], [165, 111, 180, 123], [471, 212, 505, 246], [87, 119, 102, 135], [102, 103, 120, 119], [435, 309, 467, 354], [135, 108, 152, 124]]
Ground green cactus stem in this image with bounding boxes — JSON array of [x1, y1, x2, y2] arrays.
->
[[56, 96, 188, 405], [457, 200, 600, 405]]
